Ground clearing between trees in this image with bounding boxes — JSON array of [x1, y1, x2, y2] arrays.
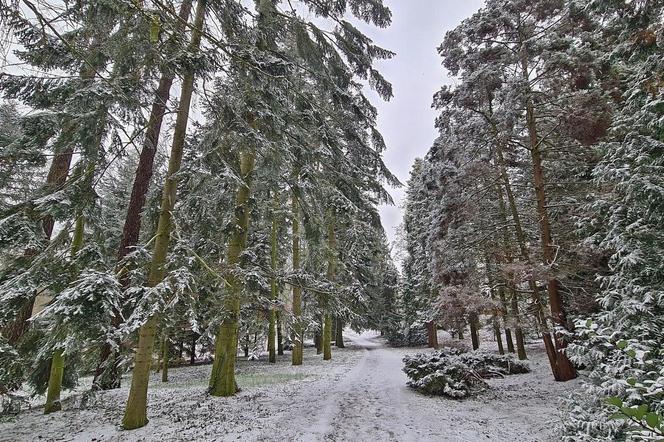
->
[[1, 331, 577, 442]]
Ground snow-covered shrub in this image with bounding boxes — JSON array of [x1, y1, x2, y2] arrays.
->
[[407, 364, 475, 398], [403, 348, 529, 398]]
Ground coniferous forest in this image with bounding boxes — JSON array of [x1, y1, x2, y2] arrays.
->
[[0, 1, 662, 441]]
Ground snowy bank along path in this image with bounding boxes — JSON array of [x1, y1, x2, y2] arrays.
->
[[1, 331, 579, 442]]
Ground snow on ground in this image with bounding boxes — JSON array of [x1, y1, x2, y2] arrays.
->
[[0, 331, 580, 442]]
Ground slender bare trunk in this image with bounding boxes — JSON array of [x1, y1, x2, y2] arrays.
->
[[494, 163, 532, 360], [322, 213, 335, 361], [122, 1, 206, 429], [469, 314, 480, 350], [426, 321, 439, 349], [505, 329, 516, 352], [267, 197, 278, 363], [190, 333, 197, 365], [335, 317, 344, 348], [493, 320, 505, 355], [276, 313, 284, 356], [291, 194, 303, 366]]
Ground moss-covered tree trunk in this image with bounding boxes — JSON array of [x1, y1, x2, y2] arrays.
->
[[43, 349, 65, 414], [208, 148, 256, 396], [122, 0, 206, 429], [291, 194, 303, 366]]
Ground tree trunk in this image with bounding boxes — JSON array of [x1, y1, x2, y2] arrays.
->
[[469, 314, 480, 350], [291, 194, 303, 366], [493, 321, 505, 355], [322, 213, 336, 361], [116, 0, 194, 261], [208, 147, 256, 397], [323, 316, 332, 360], [315, 328, 322, 355], [494, 166, 536, 360], [122, 1, 206, 429], [510, 290, 528, 360], [335, 317, 345, 348], [94, 0, 194, 392], [505, 328, 515, 353], [267, 198, 278, 363], [495, 152, 547, 322], [426, 321, 439, 349], [43, 349, 64, 414], [190, 333, 197, 365], [514, 327, 527, 360], [276, 312, 284, 356], [520, 49, 577, 382], [161, 335, 169, 383], [485, 266, 504, 354]]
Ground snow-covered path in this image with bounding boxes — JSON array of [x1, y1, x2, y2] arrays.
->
[[296, 331, 565, 442], [1, 332, 579, 442], [311, 332, 431, 441]]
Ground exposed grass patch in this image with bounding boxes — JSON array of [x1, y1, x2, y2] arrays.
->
[[237, 372, 307, 388], [151, 371, 307, 390]]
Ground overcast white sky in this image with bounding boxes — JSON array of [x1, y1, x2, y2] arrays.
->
[[354, 1, 484, 245]]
